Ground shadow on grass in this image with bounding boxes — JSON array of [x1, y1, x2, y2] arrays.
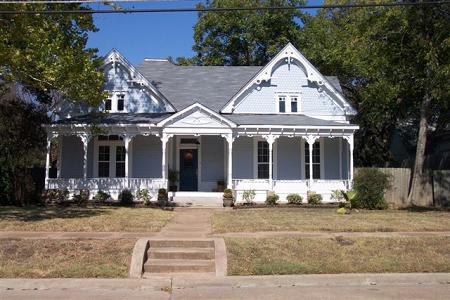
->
[[0, 205, 116, 222], [400, 206, 450, 213]]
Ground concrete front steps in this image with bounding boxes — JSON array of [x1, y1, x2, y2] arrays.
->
[[169, 192, 223, 207], [144, 240, 216, 275]]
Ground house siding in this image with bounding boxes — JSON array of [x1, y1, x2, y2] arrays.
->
[[131, 135, 162, 178], [60, 136, 83, 178], [233, 62, 342, 116], [276, 137, 302, 180], [232, 137, 254, 179], [201, 136, 225, 182]]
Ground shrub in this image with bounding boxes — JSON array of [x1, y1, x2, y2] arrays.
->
[[119, 189, 134, 206], [42, 188, 69, 205], [137, 189, 151, 206], [242, 189, 255, 204], [265, 193, 279, 206], [93, 190, 110, 204], [157, 188, 168, 207], [352, 168, 390, 210], [330, 190, 344, 202], [286, 193, 303, 205], [223, 188, 233, 199], [307, 193, 322, 205], [73, 189, 89, 207]]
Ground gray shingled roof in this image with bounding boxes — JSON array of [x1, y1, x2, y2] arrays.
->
[[55, 113, 170, 125], [226, 114, 348, 126], [137, 61, 262, 112], [137, 60, 344, 112]]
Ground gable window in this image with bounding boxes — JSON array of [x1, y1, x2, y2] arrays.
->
[[278, 96, 286, 113], [305, 141, 320, 179], [98, 146, 110, 177], [105, 98, 112, 111], [290, 96, 298, 113], [257, 141, 270, 179], [117, 94, 125, 111]]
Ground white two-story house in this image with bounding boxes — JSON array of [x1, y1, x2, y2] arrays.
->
[[44, 43, 358, 203]]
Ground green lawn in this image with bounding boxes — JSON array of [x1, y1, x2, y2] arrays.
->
[[226, 237, 450, 275], [0, 206, 174, 232], [213, 207, 450, 233], [0, 239, 134, 278]]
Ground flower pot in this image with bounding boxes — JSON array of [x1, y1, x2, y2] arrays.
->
[[223, 197, 234, 207]]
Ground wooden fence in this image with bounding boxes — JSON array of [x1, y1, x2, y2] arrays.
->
[[355, 168, 448, 208]]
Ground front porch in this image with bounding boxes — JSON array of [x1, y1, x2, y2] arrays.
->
[[44, 124, 356, 203]]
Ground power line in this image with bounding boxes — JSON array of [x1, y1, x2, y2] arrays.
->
[[0, 0, 197, 3], [0, 1, 449, 14]]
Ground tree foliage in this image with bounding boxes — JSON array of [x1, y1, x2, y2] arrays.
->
[[300, 0, 450, 169], [192, 0, 306, 65], [0, 3, 105, 106]]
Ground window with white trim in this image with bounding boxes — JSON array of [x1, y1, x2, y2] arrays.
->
[[257, 141, 270, 179], [305, 141, 320, 179], [290, 96, 298, 113], [115, 146, 125, 177], [278, 96, 286, 113], [104, 93, 126, 112], [98, 146, 110, 177], [277, 94, 300, 113]]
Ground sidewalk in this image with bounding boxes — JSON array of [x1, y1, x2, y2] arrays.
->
[[2, 273, 450, 299]]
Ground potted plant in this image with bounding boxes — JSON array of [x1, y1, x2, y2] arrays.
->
[[158, 188, 168, 207], [168, 169, 179, 192], [223, 188, 234, 207], [217, 180, 225, 192]]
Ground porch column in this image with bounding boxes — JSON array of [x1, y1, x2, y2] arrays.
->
[[264, 135, 277, 190], [44, 133, 53, 189], [306, 136, 317, 190], [345, 134, 355, 188], [57, 135, 62, 179], [123, 135, 134, 186], [160, 133, 172, 187], [80, 133, 91, 180], [222, 134, 234, 189]]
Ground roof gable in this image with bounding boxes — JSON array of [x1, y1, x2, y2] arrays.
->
[[221, 43, 356, 115], [158, 102, 236, 128], [102, 49, 176, 113]]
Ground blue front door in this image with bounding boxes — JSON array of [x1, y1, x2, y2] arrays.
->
[[179, 149, 198, 191]]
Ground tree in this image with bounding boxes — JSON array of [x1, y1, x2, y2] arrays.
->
[[0, 3, 105, 107], [192, 0, 306, 65], [300, 0, 450, 205]]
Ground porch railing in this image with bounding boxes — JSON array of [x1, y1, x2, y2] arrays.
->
[[232, 179, 350, 191], [47, 178, 167, 192]]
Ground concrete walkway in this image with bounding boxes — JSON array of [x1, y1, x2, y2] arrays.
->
[[2, 273, 450, 299], [155, 208, 214, 239]]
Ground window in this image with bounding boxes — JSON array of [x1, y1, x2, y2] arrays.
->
[[278, 96, 286, 113], [98, 146, 110, 177], [290, 96, 298, 113], [115, 146, 125, 177], [105, 98, 112, 111], [305, 141, 320, 179], [117, 94, 125, 111], [98, 135, 123, 141], [257, 141, 270, 179]]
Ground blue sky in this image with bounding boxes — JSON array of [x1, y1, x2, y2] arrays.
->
[[87, 0, 322, 64]]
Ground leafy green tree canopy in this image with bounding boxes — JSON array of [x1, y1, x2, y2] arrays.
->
[[192, 0, 306, 66], [0, 3, 105, 106]]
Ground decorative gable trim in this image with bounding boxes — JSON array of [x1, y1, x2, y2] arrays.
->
[[158, 102, 236, 128], [221, 43, 356, 115], [102, 49, 176, 112]]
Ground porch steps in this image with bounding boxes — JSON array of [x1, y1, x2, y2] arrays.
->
[[170, 192, 223, 207], [144, 240, 215, 275]]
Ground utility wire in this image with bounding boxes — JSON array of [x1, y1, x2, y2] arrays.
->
[[0, 0, 198, 3], [0, 1, 449, 14]]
